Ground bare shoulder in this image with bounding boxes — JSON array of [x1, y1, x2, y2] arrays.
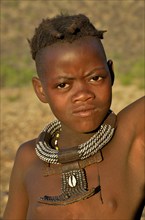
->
[[3, 139, 38, 219], [117, 96, 145, 138], [117, 96, 144, 118], [18, 138, 37, 152], [116, 96, 144, 166], [15, 139, 38, 169], [116, 97, 145, 184], [8, 139, 38, 182]]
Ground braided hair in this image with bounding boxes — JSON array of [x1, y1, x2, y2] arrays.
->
[[28, 14, 106, 60]]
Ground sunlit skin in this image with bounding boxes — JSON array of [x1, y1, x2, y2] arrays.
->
[[33, 37, 112, 147], [3, 37, 144, 220]]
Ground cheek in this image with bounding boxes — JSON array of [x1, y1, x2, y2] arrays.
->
[[104, 77, 112, 99], [47, 94, 68, 117], [105, 85, 112, 102], [97, 81, 112, 105], [104, 88, 112, 108]]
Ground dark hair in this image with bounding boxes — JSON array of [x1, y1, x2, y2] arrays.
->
[[28, 14, 106, 60]]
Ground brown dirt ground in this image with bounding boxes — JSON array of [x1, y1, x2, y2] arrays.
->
[[0, 82, 144, 219]]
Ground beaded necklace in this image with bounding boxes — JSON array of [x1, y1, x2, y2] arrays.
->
[[35, 111, 117, 205]]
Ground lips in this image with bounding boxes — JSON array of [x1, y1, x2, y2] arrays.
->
[[72, 106, 97, 117]]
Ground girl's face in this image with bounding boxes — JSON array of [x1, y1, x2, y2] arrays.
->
[[33, 36, 113, 134]]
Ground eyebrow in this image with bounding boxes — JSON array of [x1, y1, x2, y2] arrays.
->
[[54, 66, 106, 80], [55, 76, 75, 80], [84, 66, 106, 77]]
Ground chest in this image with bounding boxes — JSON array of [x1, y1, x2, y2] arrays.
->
[[25, 148, 138, 220]]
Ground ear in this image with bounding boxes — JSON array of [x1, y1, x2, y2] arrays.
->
[[107, 59, 115, 86], [32, 76, 48, 103]]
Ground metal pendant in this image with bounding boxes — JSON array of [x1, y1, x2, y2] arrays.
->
[[38, 168, 101, 205], [62, 169, 87, 191]]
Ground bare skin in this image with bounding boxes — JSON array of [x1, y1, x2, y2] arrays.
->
[[3, 37, 145, 220]]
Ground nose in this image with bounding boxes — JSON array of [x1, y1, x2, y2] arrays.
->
[[71, 83, 95, 103]]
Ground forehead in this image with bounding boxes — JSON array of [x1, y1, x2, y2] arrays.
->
[[36, 36, 106, 75]]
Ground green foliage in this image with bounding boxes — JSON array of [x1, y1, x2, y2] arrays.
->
[[119, 58, 144, 89], [1, 57, 144, 88], [1, 1, 144, 90], [1, 62, 34, 87]]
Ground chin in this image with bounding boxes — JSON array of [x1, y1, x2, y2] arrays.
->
[[74, 120, 101, 134]]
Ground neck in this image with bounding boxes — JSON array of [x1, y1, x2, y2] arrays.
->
[[35, 110, 117, 164], [57, 110, 112, 149], [58, 128, 96, 150]]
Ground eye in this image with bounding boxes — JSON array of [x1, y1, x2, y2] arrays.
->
[[90, 75, 103, 82], [57, 83, 69, 89]]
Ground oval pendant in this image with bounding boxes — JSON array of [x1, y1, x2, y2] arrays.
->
[[68, 175, 77, 187]]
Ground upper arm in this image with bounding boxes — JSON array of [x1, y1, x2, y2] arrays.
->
[[130, 96, 145, 138], [128, 96, 145, 186], [117, 96, 145, 184], [117, 96, 145, 158], [3, 141, 36, 219], [118, 96, 145, 139]]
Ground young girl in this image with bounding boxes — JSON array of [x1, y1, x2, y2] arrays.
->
[[4, 14, 144, 220]]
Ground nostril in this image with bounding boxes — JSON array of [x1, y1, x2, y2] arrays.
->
[[72, 91, 95, 103]]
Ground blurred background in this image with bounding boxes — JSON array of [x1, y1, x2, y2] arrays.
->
[[1, 0, 144, 88], [0, 0, 144, 218]]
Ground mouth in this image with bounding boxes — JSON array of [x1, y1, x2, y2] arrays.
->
[[72, 106, 97, 118]]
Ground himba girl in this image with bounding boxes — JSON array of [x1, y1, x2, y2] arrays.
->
[[4, 14, 144, 220]]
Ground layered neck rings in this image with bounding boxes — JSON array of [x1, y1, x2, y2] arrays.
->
[[35, 110, 117, 205]]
